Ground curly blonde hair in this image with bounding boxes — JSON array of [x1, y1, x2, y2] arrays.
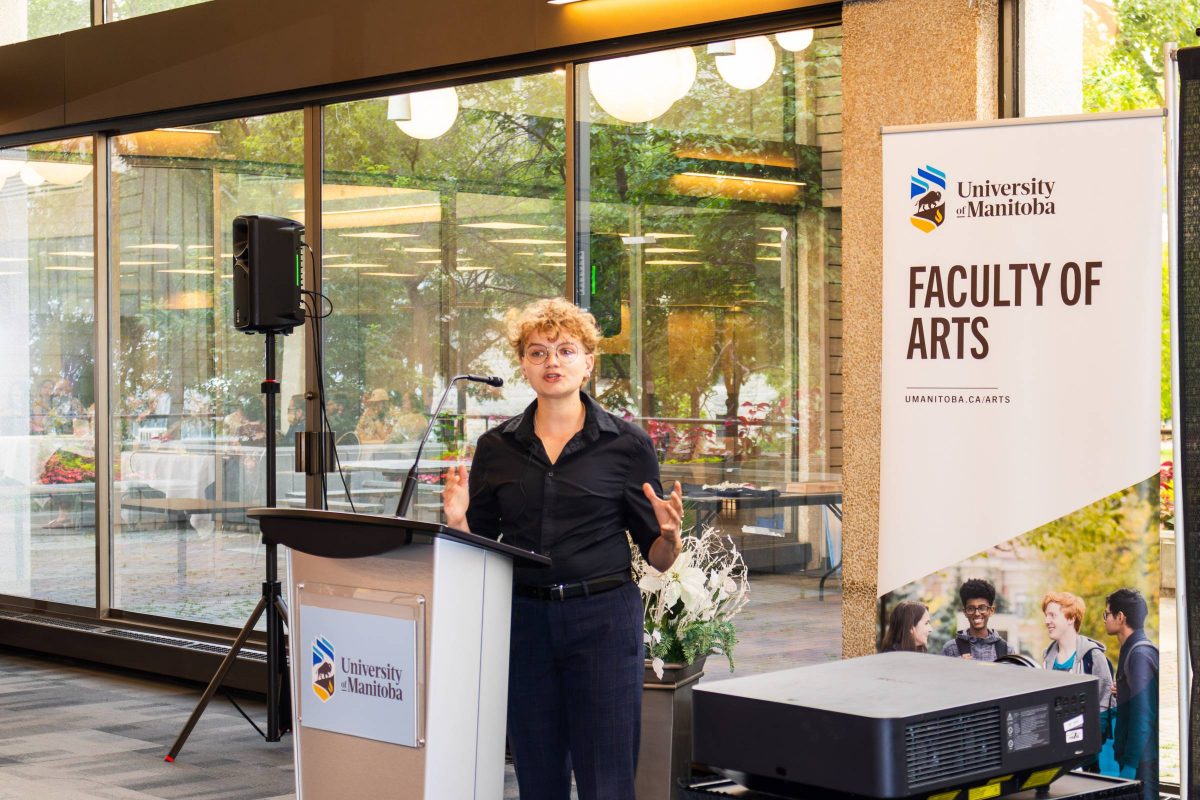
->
[[504, 297, 600, 358], [1042, 591, 1085, 632]]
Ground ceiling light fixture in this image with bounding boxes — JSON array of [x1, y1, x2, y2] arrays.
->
[[679, 172, 805, 187], [388, 88, 460, 140], [490, 238, 567, 245], [715, 35, 776, 91], [459, 221, 548, 230], [775, 28, 815, 52], [588, 47, 695, 123], [341, 231, 420, 239]]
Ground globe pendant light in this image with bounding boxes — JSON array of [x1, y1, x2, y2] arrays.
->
[[715, 35, 776, 91], [775, 28, 815, 52], [390, 87, 460, 140], [588, 47, 696, 124]]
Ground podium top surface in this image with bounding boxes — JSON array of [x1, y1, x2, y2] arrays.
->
[[249, 507, 552, 567]]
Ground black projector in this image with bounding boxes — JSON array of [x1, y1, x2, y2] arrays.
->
[[692, 652, 1102, 799]]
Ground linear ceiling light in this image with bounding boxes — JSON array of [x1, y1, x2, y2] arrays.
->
[[678, 172, 804, 187], [340, 231, 420, 239], [460, 221, 547, 230], [490, 238, 566, 245]]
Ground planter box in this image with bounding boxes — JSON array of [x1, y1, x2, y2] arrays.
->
[[636, 657, 705, 800]]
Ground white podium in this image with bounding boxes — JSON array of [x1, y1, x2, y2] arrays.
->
[[252, 508, 550, 800]]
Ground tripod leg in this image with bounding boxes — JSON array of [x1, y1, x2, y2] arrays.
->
[[166, 596, 267, 762], [265, 579, 291, 741], [272, 594, 292, 734]]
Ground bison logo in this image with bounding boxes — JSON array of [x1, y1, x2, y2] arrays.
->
[[312, 636, 336, 702], [910, 165, 947, 233]]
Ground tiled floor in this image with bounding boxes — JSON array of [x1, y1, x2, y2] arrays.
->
[[0, 571, 838, 799]]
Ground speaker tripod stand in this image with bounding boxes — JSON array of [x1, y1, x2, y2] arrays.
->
[[166, 331, 292, 762]]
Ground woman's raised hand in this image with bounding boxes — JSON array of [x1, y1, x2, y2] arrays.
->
[[443, 464, 470, 529], [642, 480, 684, 545]]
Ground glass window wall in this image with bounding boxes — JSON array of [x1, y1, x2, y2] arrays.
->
[[0, 137, 96, 606], [578, 27, 844, 674], [321, 72, 566, 516], [0, 0, 90, 46], [109, 116, 304, 626]]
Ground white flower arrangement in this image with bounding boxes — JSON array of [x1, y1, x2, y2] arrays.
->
[[632, 527, 750, 679]]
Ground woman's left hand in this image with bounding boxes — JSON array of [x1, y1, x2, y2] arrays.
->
[[643, 480, 684, 550]]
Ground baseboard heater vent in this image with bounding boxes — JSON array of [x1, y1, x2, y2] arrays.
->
[[0, 609, 268, 663]]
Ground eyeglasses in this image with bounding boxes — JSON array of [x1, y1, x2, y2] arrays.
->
[[964, 605, 993, 616], [525, 344, 583, 365], [1103, 609, 1116, 619]]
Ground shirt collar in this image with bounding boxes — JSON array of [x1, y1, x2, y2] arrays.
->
[[501, 391, 617, 444], [1120, 628, 1148, 656]]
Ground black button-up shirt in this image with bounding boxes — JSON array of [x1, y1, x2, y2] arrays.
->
[[466, 392, 664, 586]]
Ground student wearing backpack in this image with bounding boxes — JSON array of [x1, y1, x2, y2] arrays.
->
[[1041, 592, 1115, 737], [941, 578, 1011, 661], [1104, 588, 1158, 800]]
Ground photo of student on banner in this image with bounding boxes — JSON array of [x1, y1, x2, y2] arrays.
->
[[878, 475, 1164, 785], [879, 601, 932, 654], [941, 578, 1010, 662]]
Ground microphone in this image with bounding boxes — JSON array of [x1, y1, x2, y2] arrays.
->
[[394, 374, 502, 519]]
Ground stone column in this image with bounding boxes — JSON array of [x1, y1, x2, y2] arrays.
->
[[840, 0, 999, 657]]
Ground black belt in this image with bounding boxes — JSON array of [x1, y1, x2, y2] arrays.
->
[[514, 571, 632, 601]]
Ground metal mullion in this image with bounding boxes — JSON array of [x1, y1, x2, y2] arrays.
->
[[94, 132, 112, 619], [564, 62, 576, 304], [303, 103, 324, 509]]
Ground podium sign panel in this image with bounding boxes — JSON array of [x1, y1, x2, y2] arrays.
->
[[297, 585, 423, 747], [251, 508, 550, 799]]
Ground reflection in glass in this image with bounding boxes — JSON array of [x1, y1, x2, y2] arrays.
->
[[110, 116, 305, 626], [0, 1, 89, 46], [107, 0, 211, 22], [321, 72, 566, 517], [579, 27, 844, 674], [0, 138, 96, 605]]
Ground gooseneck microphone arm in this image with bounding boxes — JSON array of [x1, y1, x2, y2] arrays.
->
[[394, 374, 504, 519]]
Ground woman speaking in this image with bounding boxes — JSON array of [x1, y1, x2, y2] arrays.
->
[[443, 297, 683, 800]]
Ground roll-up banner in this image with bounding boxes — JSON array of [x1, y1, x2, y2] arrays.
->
[[881, 111, 1165, 787]]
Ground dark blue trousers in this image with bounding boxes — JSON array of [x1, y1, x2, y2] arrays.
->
[[507, 580, 644, 800]]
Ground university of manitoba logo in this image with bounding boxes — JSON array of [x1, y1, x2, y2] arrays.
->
[[909, 165, 947, 233], [312, 636, 336, 703]]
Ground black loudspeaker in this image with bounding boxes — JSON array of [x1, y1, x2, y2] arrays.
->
[[232, 214, 305, 334], [1176, 44, 1200, 798]]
